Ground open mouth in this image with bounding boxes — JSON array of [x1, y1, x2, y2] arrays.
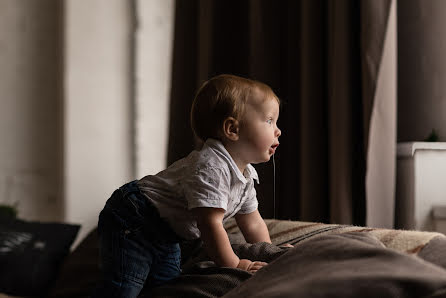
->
[[270, 143, 279, 153]]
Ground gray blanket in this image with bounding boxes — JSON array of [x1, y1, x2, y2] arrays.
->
[[145, 241, 286, 298], [146, 232, 446, 298]]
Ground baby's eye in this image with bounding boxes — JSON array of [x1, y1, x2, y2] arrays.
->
[[266, 119, 272, 124]]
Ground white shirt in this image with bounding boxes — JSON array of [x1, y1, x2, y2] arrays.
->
[[137, 138, 259, 240]]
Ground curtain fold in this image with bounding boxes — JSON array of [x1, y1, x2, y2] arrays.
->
[[168, 0, 392, 225]]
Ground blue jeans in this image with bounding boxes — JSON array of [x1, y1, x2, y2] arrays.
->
[[91, 181, 182, 298]]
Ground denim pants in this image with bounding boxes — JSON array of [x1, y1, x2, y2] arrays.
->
[[91, 181, 182, 298]]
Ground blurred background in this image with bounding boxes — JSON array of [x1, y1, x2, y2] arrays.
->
[[1, 0, 446, 243]]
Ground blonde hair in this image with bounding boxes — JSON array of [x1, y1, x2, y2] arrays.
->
[[190, 74, 279, 142]]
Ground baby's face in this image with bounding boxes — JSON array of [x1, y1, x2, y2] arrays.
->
[[236, 92, 281, 164]]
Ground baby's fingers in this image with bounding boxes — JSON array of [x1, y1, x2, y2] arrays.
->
[[253, 261, 267, 267], [248, 261, 268, 273], [280, 243, 294, 248]]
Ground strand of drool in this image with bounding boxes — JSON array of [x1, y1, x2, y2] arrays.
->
[[272, 153, 276, 219]]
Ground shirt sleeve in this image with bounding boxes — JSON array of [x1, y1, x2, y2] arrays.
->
[[183, 166, 231, 210], [237, 181, 259, 214]]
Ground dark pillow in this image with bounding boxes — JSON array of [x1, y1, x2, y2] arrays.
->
[[46, 228, 102, 298], [0, 218, 80, 297]]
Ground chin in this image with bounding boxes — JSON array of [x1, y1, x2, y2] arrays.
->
[[251, 156, 271, 164], [252, 151, 274, 164], [263, 155, 272, 162]]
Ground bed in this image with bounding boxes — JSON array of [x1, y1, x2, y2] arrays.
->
[[2, 218, 446, 297]]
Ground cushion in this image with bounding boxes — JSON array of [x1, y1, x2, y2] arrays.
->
[[0, 218, 80, 297], [224, 232, 446, 298], [46, 228, 101, 298], [47, 220, 446, 298]]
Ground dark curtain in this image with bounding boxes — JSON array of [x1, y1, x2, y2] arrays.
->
[[167, 0, 391, 225]]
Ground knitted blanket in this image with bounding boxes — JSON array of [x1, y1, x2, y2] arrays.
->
[[145, 219, 446, 298], [225, 218, 445, 254], [48, 219, 446, 298]]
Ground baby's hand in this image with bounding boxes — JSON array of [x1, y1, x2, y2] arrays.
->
[[237, 259, 268, 273], [280, 243, 294, 248]]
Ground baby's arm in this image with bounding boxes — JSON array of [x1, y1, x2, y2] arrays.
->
[[235, 210, 271, 243], [192, 207, 267, 273]]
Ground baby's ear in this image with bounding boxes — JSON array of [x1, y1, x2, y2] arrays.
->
[[222, 117, 239, 141]]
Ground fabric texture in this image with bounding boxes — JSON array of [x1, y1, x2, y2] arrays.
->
[[137, 138, 259, 240], [226, 218, 444, 252], [224, 233, 446, 298], [145, 242, 286, 298], [47, 228, 101, 298], [47, 218, 446, 298], [0, 218, 80, 297]]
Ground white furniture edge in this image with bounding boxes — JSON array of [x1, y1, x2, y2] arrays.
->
[[397, 142, 446, 157]]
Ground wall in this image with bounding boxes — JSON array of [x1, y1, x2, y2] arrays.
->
[[0, 0, 174, 246], [135, 0, 174, 178], [64, 0, 174, 243], [64, 0, 134, 241], [0, 0, 63, 221], [398, 0, 446, 141]]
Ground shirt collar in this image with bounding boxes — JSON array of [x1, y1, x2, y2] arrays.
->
[[204, 138, 260, 184], [245, 164, 259, 184]]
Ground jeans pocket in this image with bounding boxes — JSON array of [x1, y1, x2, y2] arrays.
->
[[99, 205, 143, 237], [120, 194, 147, 233]]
